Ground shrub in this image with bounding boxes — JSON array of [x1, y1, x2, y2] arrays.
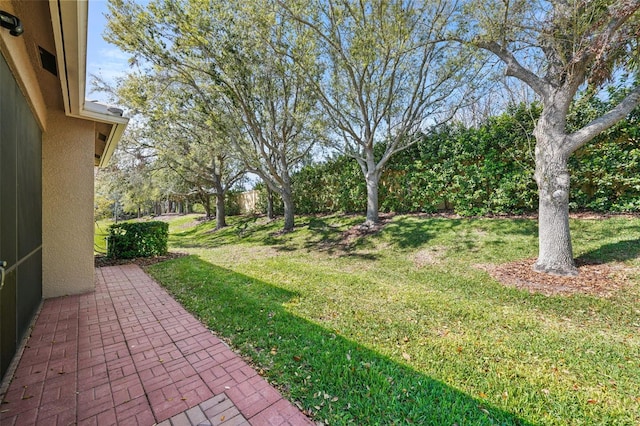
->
[[107, 221, 169, 259], [225, 191, 242, 216]]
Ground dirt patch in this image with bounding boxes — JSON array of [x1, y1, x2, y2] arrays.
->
[[414, 246, 446, 268], [477, 258, 637, 297], [339, 213, 394, 247], [95, 252, 188, 268]]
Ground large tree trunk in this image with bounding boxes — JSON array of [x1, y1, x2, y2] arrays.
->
[[202, 193, 212, 219], [215, 192, 226, 229], [533, 137, 577, 276], [282, 189, 295, 231], [266, 186, 275, 219], [364, 168, 381, 225]]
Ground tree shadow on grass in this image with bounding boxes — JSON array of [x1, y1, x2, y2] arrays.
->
[[148, 256, 533, 426], [381, 216, 540, 250], [577, 238, 640, 264], [171, 215, 288, 249], [296, 216, 381, 260]]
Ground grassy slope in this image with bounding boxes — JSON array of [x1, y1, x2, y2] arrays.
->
[[146, 214, 640, 425]]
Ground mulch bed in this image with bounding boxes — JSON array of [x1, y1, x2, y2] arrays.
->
[[95, 252, 188, 268], [477, 258, 635, 297]]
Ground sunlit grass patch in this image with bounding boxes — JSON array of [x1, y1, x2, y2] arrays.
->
[[147, 213, 640, 425]]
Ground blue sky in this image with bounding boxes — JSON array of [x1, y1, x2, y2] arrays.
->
[[86, 1, 130, 102]]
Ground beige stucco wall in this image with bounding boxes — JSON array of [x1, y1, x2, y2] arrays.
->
[[0, 1, 50, 130], [42, 108, 95, 298]]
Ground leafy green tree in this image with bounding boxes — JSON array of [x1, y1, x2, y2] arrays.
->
[[459, 0, 640, 275], [105, 0, 325, 231], [114, 72, 246, 228], [280, 0, 480, 225]]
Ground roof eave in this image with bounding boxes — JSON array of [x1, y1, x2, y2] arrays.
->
[[49, 0, 128, 167]]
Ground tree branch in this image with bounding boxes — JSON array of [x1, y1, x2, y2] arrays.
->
[[567, 84, 640, 152], [474, 40, 550, 98]]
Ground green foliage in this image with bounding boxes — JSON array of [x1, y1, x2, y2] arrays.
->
[[569, 85, 640, 212], [107, 221, 169, 259], [292, 104, 540, 216], [289, 99, 640, 216], [292, 156, 366, 214], [224, 191, 242, 217]]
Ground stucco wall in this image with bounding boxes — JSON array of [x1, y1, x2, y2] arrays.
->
[[42, 109, 95, 298]]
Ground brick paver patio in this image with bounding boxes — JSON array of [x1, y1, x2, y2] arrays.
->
[[0, 264, 313, 425]]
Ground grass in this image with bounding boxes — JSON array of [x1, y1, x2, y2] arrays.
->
[[141, 213, 640, 425], [94, 218, 111, 254]]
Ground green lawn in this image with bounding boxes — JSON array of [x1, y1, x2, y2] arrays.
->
[[94, 219, 111, 254], [143, 213, 640, 425]]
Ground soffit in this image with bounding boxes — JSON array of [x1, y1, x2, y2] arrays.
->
[[0, 0, 128, 167]]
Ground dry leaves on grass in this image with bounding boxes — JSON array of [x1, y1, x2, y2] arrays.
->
[[414, 246, 447, 268], [477, 259, 636, 297], [95, 252, 188, 268]]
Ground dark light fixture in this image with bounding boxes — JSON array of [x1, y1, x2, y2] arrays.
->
[[0, 10, 23, 37], [39, 46, 57, 76]]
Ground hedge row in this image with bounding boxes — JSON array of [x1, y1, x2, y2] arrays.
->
[[282, 102, 640, 216]]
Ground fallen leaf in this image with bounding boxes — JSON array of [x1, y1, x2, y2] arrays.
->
[[587, 399, 598, 404], [403, 336, 409, 342], [293, 355, 302, 362], [479, 392, 488, 398], [541, 389, 550, 395], [456, 346, 463, 353], [402, 352, 411, 361], [331, 397, 339, 402], [220, 415, 225, 421]]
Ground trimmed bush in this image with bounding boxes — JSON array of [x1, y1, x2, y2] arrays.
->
[[107, 221, 169, 259]]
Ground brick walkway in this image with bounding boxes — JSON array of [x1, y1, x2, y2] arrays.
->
[[0, 265, 313, 425]]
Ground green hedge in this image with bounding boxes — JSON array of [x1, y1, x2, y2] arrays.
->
[[107, 221, 169, 259], [282, 100, 640, 217]]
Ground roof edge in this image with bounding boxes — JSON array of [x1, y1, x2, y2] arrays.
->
[[49, 0, 128, 167]]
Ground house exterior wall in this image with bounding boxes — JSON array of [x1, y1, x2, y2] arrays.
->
[[0, 49, 43, 381], [42, 109, 95, 298]]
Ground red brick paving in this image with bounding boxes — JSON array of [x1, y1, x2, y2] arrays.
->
[[0, 264, 313, 426]]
